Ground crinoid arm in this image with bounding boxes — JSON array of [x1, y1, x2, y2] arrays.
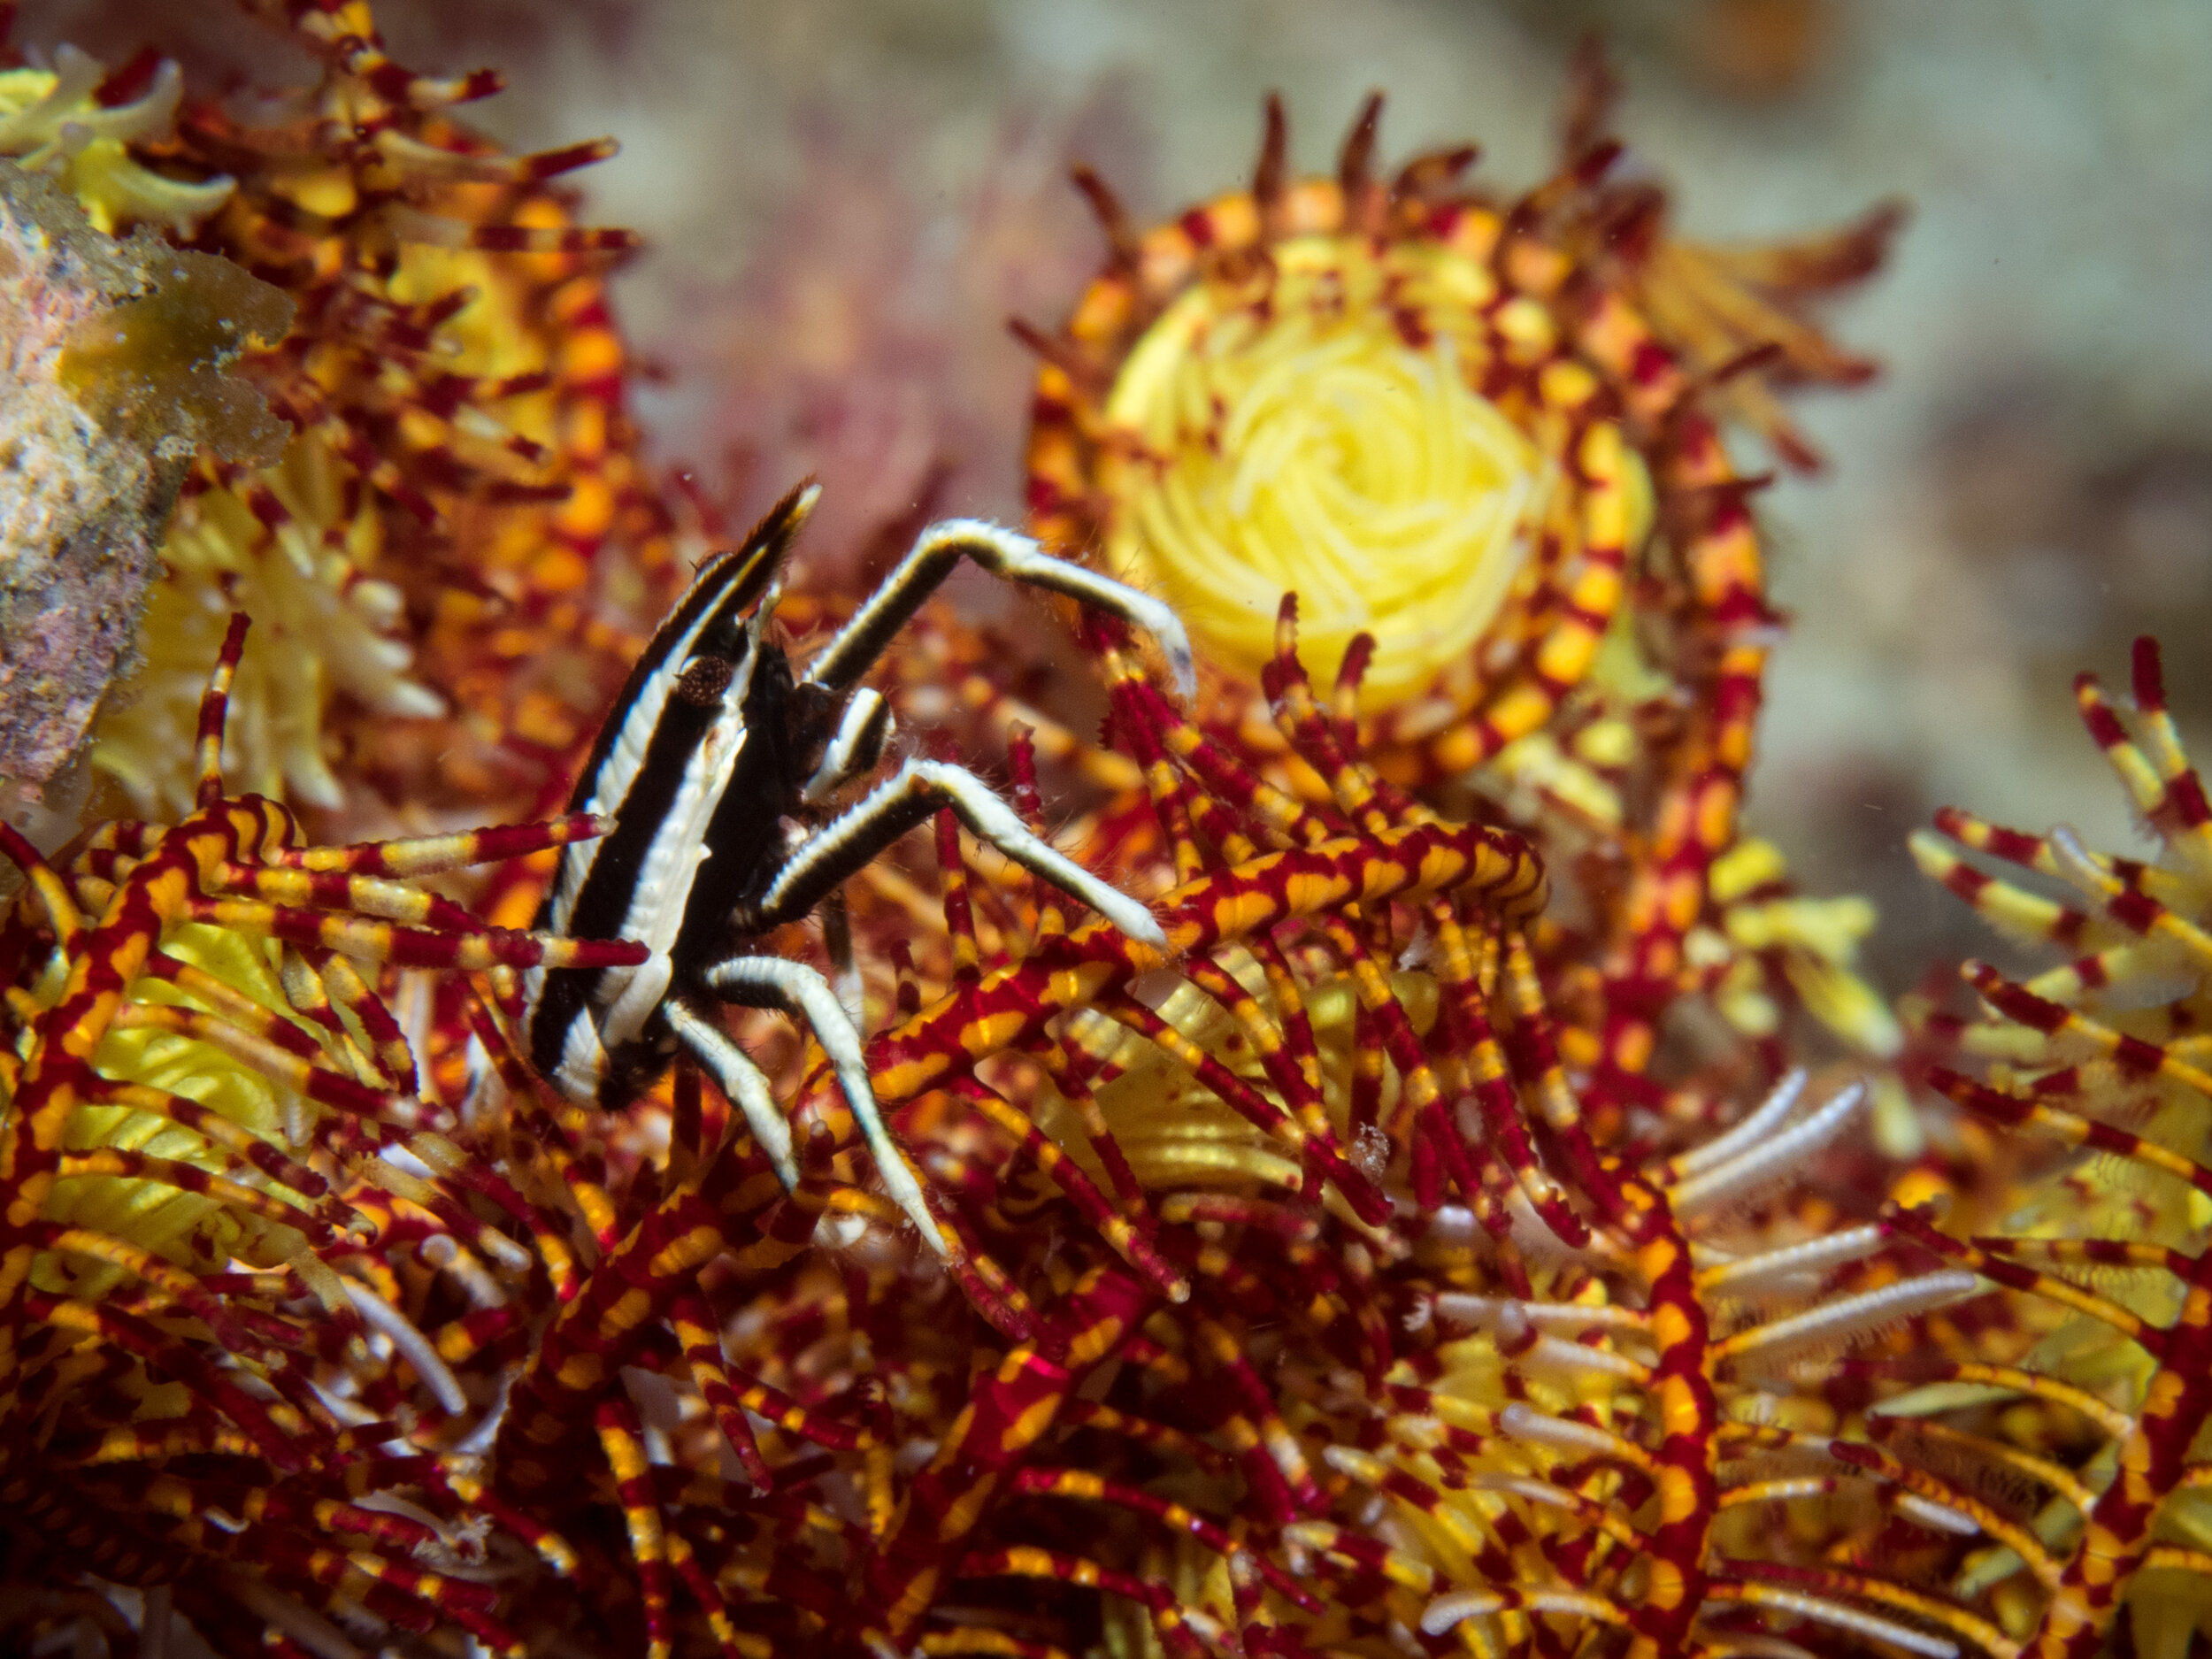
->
[[0, 612, 644, 1649]]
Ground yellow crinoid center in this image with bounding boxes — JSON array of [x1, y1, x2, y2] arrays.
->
[[1097, 235, 1649, 710], [95, 437, 442, 814], [7, 918, 318, 1296], [0, 55, 234, 236]]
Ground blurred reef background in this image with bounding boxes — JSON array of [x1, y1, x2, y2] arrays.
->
[[6, 6, 2212, 1655], [23, 0, 2212, 989]]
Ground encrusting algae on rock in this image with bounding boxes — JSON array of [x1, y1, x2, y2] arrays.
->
[[0, 154, 289, 823], [0, 4, 662, 826]]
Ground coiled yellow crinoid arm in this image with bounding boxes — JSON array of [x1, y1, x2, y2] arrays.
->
[[1020, 61, 1899, 1083], [1098, 235, 1602, 710], [0, 46, 234, 237], [94, 440, 436, 815], [17, 915, 303, 1291], [1025, 73, 1893, 795]]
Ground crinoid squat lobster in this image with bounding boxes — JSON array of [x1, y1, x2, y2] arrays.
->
[[521, 483, 1193, 1255]]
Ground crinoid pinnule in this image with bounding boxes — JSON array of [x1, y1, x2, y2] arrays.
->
[[0, 613, 641, 1650], [1903, 636, 2212, 1659]]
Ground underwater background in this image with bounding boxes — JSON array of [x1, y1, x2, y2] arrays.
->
[[6, 4, 2212, 1655], [255, 0, 2212, 981], [30, 0, 2212, 991], [30, 0, 2212, 987]]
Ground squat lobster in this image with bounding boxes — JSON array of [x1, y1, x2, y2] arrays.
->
[[521, 483, 1192, 1256]]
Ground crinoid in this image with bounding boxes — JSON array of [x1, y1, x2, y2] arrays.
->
[[2, 549, 2137, 1659], [1024, 48, 1894, 759], [5, 27, 2116, 1657], [1901, 636, 2212, 1658], [26, 3, 663, 821], [662, 610, 2187, 1659], [0, 615, 645, 1652], [0, 153, 292, 817], [1015, 49, 1903, 1080], [491, 595, 2062, 1659], [479, 591, 1561, 1658]]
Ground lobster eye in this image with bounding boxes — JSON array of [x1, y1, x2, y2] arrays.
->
[[674, 655, 735, 706]]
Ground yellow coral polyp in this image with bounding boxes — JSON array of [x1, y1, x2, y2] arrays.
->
[[8, 919, 311, 1296], [96, 439, 442, 814], [1100, 238, 1635, 709], [0, 50, 232, 237]]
